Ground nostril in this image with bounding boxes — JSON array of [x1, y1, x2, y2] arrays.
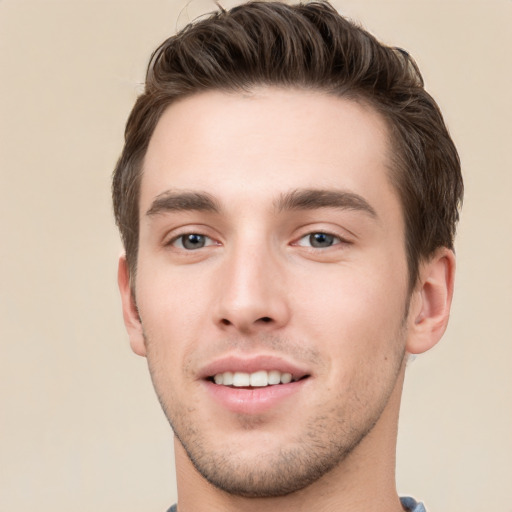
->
[[218, 316, 274, 328]]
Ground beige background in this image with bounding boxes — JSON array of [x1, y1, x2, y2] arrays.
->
[[1, 0, 510, 511]]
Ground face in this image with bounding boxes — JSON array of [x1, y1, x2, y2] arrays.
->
[[125, 89, 414, 496]]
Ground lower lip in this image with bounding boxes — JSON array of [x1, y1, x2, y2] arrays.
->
[[202, 379, 308, 415]]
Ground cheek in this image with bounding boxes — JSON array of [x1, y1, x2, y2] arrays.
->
[[135, 266, 213, 360], [295, 264, 408, 359], [137, 255, 214, 311]]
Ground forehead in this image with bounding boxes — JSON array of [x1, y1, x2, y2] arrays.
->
[[140, 88, 397, 217]]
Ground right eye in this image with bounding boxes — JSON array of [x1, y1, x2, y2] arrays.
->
[[171, 233, 216, 250], [295, 232, 343, 249]]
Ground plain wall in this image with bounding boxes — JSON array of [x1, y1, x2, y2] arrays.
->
[[1, 1, 510, 511]]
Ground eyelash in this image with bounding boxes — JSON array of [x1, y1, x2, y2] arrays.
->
[[167, 230, 348, 252], [294, 232, 345, 249], [169, 233, 218, 250]]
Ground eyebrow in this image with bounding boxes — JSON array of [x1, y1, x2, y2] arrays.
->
[[275, 188, 377, 218], [145, 188, 377, 219], [146, 190, 220, 216]]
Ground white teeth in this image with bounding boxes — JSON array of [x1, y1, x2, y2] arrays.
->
[[222, 371, 233, 385], [232, 372, 250, 387], [280, 372, 292, 384], [250, 370, 268, 387], [212, 370, 297, 387], [268, 370, 281, 385]]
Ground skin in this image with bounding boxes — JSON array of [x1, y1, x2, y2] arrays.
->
[[118, 88, 455, 512]]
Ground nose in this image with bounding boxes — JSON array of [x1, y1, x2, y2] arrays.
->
[[213, 242, 291, 334]]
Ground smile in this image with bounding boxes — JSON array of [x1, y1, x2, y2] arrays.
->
[[201, 355, 312, 413], [211, 370, 299, 387]]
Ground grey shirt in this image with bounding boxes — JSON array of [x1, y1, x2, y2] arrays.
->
[[167, 496, 427, 511]]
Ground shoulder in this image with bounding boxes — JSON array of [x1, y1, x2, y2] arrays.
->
[[400, 496, 427, 512]]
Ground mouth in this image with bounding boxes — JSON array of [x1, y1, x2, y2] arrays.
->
[[200, 355, 312, 414], [208, 369, 310, 388]]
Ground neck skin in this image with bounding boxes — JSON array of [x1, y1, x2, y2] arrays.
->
[[174, 361, 407, 512]]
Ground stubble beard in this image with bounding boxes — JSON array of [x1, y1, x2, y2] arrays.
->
[[145, 326, 407, 498], [170, 392, 402, 498]]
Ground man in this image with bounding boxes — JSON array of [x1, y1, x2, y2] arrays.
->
[[113, 2, 463, 511]]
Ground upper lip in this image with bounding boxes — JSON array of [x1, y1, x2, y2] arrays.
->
[[199, 354, 311, 381]]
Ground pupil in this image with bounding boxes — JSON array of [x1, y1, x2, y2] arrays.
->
[[311, 233, 333, 248], [183, 234, 205, 250]]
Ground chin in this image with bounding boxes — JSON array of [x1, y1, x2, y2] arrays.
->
[[169, 406, 379, 498]]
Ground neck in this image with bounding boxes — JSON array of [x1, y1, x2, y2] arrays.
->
[[174, 365, 406, 512]]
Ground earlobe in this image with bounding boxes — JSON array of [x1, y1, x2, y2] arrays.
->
[[118, 255, 147, 357], [406, 248, 456, 355]]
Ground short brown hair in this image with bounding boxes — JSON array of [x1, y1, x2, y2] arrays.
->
[[112, 1, 463, 289]]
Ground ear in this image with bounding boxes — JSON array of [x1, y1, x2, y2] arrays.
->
[[406, 248, 456, 355], [118, 254, 146, 357]]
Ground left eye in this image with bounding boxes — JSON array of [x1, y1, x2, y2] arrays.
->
[[171, 234, 215, 250], [296, 232, 341, 248]]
